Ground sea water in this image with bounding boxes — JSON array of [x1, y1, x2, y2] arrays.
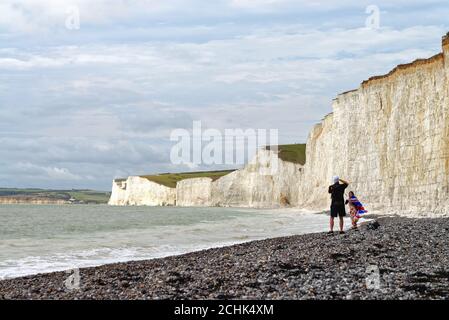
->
[[0, 205, 336, 279]]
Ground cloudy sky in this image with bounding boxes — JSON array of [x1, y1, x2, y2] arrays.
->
[[1, 0, 448, 190]]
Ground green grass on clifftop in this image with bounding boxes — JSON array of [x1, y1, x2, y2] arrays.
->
[[141, 170, 236, 188], [267, 144, 306, 165]]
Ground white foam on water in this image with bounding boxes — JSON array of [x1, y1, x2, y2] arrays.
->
[[0, 243, 241, 280], [0, 205, 349, 280]]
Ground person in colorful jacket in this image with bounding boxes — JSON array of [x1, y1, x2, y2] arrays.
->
[[346, 191, 368, 229]]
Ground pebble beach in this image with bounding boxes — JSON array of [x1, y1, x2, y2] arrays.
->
[[1, 216, 448, 300]]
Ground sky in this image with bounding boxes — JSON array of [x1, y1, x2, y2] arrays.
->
[[0, 0, 448, 190]]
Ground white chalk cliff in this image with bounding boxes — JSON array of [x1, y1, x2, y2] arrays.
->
[[109, 34, 449, 216], [109, 150, 302, 208], [109, 176, 176, 206]]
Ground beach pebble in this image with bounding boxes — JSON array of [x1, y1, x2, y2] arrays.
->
[[0, 216, 448, 300]]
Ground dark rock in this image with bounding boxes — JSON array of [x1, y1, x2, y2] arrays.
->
[[367, 220, 381, 230]]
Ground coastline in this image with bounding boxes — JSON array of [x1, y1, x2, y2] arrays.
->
[[1, 216, 448, 300], [0, 206, 336, 280]]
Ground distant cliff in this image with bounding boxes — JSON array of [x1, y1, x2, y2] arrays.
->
[[109, 147, 304, 208], [0, 197, 69, 205], [109, 34, 449, 216], [109, 177, 176, 206], [0, 189, 111, 205]]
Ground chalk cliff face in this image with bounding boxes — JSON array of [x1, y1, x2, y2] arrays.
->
[[299, 35, 449, 216], [176, 178, 213, 207], [210, 150, 302, 208], [109, 34, 449, 216], [110, 150, 303, 208], [108, 176, 176, 206]]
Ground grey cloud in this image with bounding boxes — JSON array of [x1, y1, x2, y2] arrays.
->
[[0, 1, 448, 189]]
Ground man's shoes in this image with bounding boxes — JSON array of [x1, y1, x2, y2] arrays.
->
[[339, 231, 345, 235], [327, 231, 334, 235]]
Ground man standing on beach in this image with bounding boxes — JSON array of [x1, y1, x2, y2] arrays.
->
[[328, 176, 349, 234]]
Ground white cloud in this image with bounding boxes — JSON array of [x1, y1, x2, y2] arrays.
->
[[0, 3, 35, 32], [230, 0, 285, 9], [0, 0, 448, 189], [45, 167, 83, 180], [0, 0, 447, 33], [0, 0, 172, 32], [14, 162, 82, 181]]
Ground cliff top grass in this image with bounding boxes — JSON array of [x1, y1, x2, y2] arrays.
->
[[267, 144, 306, 165], [141, 144, 306, 188], [141, 170, 236, 188]]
